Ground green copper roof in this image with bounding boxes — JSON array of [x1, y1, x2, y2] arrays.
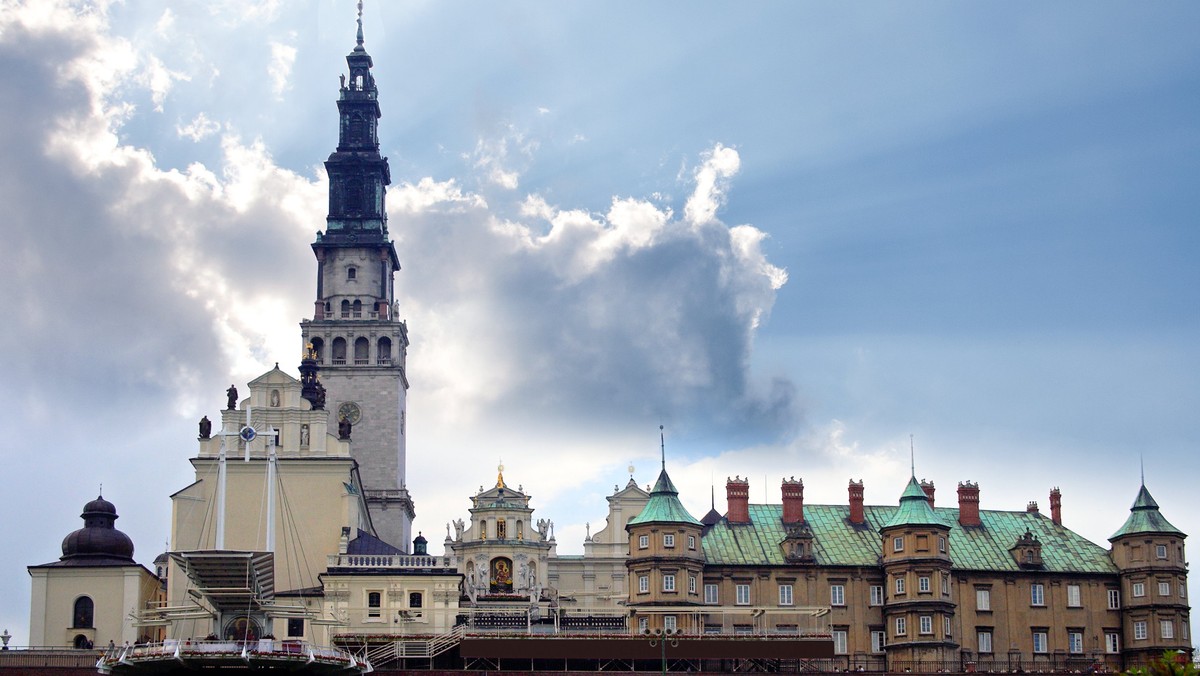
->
[[627, 469, 701, 527], [702, 503, 1117, 574], [881, 477, 945, 530], [1109, 485, 1185, 540]]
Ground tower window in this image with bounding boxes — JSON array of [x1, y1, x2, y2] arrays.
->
[[340, 300, 351, 318], [347, 267, 357, 280], [367, 591, 382, 618], [352, 299, 363, 318], [73, 596, 94, 629], [354, 336, 369, 364], [310, 337, 324, 363], [331, 337, 347, 365], [377, 336, 392, 365]]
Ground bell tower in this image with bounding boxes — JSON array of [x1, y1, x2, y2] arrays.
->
[[300, 3, 414, 549]]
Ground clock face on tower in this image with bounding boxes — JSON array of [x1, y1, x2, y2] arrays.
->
[[338, 401, 362, 425]]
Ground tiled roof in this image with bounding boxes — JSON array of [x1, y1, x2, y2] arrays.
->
[[702, 503, 1117, 574], [627, 469, 701, 527], [1109, 485, 1185, 540]]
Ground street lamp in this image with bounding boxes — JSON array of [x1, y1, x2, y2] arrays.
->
[[646, 626, 680, 676]]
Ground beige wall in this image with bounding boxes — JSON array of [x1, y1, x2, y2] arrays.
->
[[320, 572, 462, 641], [28, 566, 160, 647]]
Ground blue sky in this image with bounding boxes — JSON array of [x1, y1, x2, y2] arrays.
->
[[1, 1, 1198, 645]]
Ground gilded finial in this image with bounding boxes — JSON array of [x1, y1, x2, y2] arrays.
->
[[496, 460, 506, 488]]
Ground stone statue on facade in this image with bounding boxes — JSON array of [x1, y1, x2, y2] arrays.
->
[[226, 385, 238, 410], [199, 416, 212, 439], [338, 415, 352, 440], [536, 518, 549, 540], [299, 424, 310, 447], [453, 518, 465, 541]]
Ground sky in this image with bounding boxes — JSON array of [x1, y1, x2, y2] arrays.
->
[[2, 0, 1199, 646]]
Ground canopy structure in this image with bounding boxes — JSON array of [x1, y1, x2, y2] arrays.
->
[[171, 550, 275, 613]]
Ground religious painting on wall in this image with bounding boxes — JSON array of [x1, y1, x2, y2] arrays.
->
[[490, 557, 514, 594]]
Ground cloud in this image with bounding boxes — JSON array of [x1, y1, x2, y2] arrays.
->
[[467, 125, 539, 190], [177, 111, 221, 141], [268, 37, 296, 97], [683, 143, 741, 226]]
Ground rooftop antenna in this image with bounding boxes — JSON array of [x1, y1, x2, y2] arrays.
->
[[659, 425, 665, 470], [1139, 452, 1145, 486], [356, 0, 364, 47]]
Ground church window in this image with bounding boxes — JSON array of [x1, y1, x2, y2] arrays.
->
[[331, 337, 347, 364], [354, 336, 369, 364], [497, 518, 507, 540], [377, 336, 392, 365], [347, 266, 357, 280], [340, 300, 351, 318], [345, 178, 364, 213], [310, 337, 324, 363], [72, 596, 94, 628], [352, 299, 363, 319], [367, 591, 382, 618], [409, 592, 423, 608], [287, 618, 304, 637]]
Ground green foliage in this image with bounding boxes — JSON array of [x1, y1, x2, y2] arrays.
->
[[1124, 651, 1196, 676]]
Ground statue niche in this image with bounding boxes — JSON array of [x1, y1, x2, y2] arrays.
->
[[489, 557, 514, 595]]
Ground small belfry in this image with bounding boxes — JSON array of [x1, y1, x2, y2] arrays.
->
[[300, 1, 414, 549]]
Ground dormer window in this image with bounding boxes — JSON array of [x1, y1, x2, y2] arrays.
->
[[1011, 530, 1044, 568]]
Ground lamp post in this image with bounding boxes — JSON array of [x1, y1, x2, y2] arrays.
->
[[647, 627, 679, 676]]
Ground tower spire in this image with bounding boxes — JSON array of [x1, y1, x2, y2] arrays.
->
[[659, 424, 666, 470], [356, 0, 365, 49], [909, 434, 915, 477]]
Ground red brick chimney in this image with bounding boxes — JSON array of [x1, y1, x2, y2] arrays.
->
[[1026, 500, 1039, 514], [957, 481, 981, 527], [726, 477, 750, 524], [781, 478, 804, 524], [1049, 487, 1062, 526], [920, 479, 935, 508], [848, 479, 865, 525]]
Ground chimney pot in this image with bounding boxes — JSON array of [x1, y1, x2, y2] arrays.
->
[[1049, 487, 1062, 526], [957, 481, 981, 527], [726, 477, 750, 524], [920, 479, 935, 508], [782, 478, 804, 524], [1027, 500, 1039, 514], [848, 479, 865, 525]]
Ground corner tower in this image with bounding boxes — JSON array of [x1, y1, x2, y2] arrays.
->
[[300, 6, 414, 549]]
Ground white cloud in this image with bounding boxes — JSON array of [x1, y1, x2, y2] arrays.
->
[[268, 37, 296, 97], [176, 111, 220, 141], [683, 143, 741, 226]]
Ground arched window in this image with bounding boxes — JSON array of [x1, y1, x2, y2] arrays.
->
[[377, 336, 392, 365], [331, 337, 347, 365], [352, 299, 363, 318], [73, 596, 94, 628], [310, 337, 324, 363], [340, 299, 350, 318], [367, 591, 382, 618], [347, 266, 357, 280], [354, 337, 370, 365], [74, 634, 91, 649]]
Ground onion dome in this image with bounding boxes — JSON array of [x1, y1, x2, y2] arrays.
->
[[60, 495, 136, 564]]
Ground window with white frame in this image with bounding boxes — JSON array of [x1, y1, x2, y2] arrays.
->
[[736, 584, 750, 605], [895, 617, 907, 636], [976, 588, 991, 611], [918, 576, 931, 593], [939, 536, 946, 553], [1105, 632, 1120, 654], [978, 630, 993, 654], [895, 577, 906, 595], [944, 616, 952, 638], [638, 575, 649, 594], [1067, 584, 1081, 607], [941, 574, 950, 595], [367, 591, 382, 618], [664, 615, 677, 632], [1133, 582, 1146, 598], [1032, 631, 1048, 653], [1108, 589, 1120, 609], [1156, 544, 1168, 559], [1181, 582, 1187, 599], [1031, 583, 1045, 606], [919, 615, 933, 635], [664, 533, 675, 548], [639, 616, 649, 633], [830, 584, 845, 606], [689, 575, 697, 594], [871, 630, 886, 653], [688, 534, 696, 550], [780, 584, 794, 606], [1159, 581, 1171, 597], [870, 585, 884, 606], [663, 574, 676, 592], [1160, 620, 1174, 640], [1068, 631, 1083, 654], [638, 534, 649, 549], [704, 584, 718, 604], [893, 536, 904, 552], [833, 629, 848, 655], [1133, 621, 1147, 641]]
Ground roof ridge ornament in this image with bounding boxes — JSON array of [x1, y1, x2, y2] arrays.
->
[[356, 0, 365, 49]]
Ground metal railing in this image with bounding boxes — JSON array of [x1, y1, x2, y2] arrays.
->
[[327, 553, 457, 569]]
